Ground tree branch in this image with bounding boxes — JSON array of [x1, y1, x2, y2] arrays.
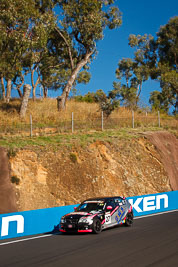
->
[[55, 27, 74, 70]]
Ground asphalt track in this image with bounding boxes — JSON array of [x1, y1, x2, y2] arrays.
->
[[0, 211, 178, 267]]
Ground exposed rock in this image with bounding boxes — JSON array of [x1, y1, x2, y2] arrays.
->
[[0, 148, 17, 214], [9, 132, 175, 212], [145, 131, 178, 191]]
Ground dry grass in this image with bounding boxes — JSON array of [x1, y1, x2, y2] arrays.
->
[[0, 98, 177, 135], [0, 98, 100, 124], [0, 98, 146, 123]]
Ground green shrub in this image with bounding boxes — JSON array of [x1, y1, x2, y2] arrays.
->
[[69, 153, 77, 163], [7, 148, 17, 158], [11, 176, 20, 185]]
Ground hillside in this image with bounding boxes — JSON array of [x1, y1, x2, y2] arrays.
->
[[0, 130, 177, 213]]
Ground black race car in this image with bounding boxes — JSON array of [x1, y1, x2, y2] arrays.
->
[[59, 196, 133, 234]]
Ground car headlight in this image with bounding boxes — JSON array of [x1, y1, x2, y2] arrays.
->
[[79, 217, 93, 225], [61, 217, 66, 223]]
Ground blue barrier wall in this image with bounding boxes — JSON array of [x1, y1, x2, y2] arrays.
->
[[0, 191, 178, 240], [128, 190, 178, 217]]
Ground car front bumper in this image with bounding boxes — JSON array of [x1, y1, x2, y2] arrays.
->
[[60, 222, 93, 232]]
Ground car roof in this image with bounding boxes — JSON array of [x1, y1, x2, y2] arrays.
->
[[82, 196, 123, 202]]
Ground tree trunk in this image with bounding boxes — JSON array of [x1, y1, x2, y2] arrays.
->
[[136, 82, 142, 105], [43, 86, 48, 98], [16, 75, 25, 99], [32, 85, 37, 101], [20, 85, 31, 118], [57, 50, 94, 110], [31, 69, 40, 101], [6, 79, 12, 103], [137, 81, 142, 98], [0, 77, 6, 101], [16, 85, 23, 98]]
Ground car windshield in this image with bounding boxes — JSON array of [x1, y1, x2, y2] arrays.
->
[[76, 202, 105, 212]]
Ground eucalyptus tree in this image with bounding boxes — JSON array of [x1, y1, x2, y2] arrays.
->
[[114, 34, 153, 109], [0, 0, 56, 102], [128, 34, 153, 102], [112, 81, 137, 109], [126, 17, 178, 113], [0, 0, 35, 102], [149, 90, 170, 113], [114, 58, 137, 108], [53, 0, 122, 110], [155, 16, 178, 114], [39, 26, 91, 98]]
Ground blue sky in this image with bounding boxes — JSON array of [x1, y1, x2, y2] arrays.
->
[[12, 0, 178, 107], [75, 0, 178, 107]]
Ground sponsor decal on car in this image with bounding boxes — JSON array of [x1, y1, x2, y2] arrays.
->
[[115, 206, 125, 224], [105, 213, 111, 224], [66, 212, 89, 216], [84, 200, 104, 204]]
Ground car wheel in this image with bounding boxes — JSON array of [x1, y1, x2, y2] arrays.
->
[[125, 211, 133, 226], [92, 218, 102, 234]]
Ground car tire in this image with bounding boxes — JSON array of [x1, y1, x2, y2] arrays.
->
[[92, 218, 102, 234], [125, 211, 133, 226]]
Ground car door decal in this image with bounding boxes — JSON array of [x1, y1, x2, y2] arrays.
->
[[110, 206, 119, 216], [115, 206, 125, 224], [105, 213, 111, 224], [102, 206, 119, 225]]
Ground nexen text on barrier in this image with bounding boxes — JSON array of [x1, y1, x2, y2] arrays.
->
[[128, 194, 168, 213]]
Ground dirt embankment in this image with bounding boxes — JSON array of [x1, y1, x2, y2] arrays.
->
[[0, 131, 177, 213], [145, 132, 178, 191], [0, 148, 17, 214]]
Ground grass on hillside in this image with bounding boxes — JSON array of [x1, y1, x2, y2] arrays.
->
[[0, 98, 177, 137], [0, 98, 101, 124], [1, 127, 177, 153]]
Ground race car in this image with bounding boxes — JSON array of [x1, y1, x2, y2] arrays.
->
[[59, 196, 133, 234]]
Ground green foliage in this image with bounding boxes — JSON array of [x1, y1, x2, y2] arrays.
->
[[7, 147, 17, 158], [0, 0, 122, 105], [94, 88, 120, 116], [0, 0, 56, 100], [157, 17, 178, 69], [73, 89, 119, 116], [114, 34, 153, 109], [149, 91, 169, 113], [115, 58, 134, 85], [76, 71, 91, 84], [112, 81, 137, 110], [54, 0, 122, 107], [94, 89, 107, 102], [11, 175, 20, 185], [115, 17, 178, 114], [74, 92, 95, 103], [74, 90, 107, 103], [69, 152, 77, 163], [128, 17, 178, 114], [155, 17, 178, 114], [99, 98, 120, 116], [60, 0, 122, 52]]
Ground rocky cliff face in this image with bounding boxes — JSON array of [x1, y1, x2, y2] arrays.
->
[[8, 131, 177, 212], [0, 148, 17, 214]]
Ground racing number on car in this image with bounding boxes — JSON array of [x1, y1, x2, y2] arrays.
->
[[105, 214, 111, 224]]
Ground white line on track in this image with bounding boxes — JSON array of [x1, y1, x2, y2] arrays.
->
[[0, 209, 178, 247], [134, 209, 178, 219], [0, 234, 52, 246]]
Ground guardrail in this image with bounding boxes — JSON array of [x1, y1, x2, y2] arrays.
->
[[0, 191, 178, 240]]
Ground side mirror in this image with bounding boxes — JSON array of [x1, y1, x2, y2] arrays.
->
[[106, 206, 113, 210]]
